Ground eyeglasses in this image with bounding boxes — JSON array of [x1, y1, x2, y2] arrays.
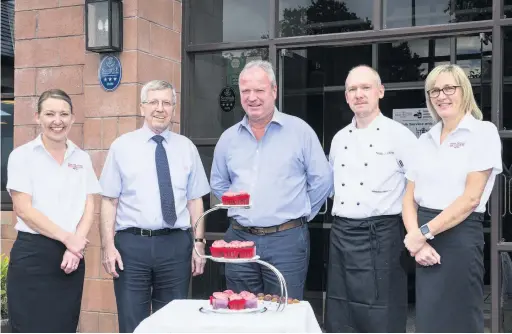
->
[[427, 85, 460, 98], [142, 100, 175, 109]]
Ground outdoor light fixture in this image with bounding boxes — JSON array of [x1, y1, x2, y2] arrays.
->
[[85, 0, 123, 53]]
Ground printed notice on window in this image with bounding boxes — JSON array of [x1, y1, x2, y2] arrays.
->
[[392, 108, 436, 138]]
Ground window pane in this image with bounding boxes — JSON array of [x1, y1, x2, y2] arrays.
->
[[279, 0, 373, 37], [505, 0, 512, 18], [503, 28, 512, 130], [189, 0, 269, 44], [1, 101, 14, 193], [385, 0, 493, 29], [189, 49, 268, 139], [378, 38, 450, 83]]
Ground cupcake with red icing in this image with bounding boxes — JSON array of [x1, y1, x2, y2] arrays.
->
[[238, 240, 256, 258], [210, 240, 227, 257], [228, 293, 246, 310], [210, 292, 229, 309]]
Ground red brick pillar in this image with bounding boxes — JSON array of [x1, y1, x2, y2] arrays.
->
[[7, 1, 183, 332]]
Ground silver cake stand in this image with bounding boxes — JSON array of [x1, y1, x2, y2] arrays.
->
[[191, 203, 289, 313]]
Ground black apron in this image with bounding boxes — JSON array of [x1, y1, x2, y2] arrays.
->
[[416, 206, 484, 333], [325, 215, 408, 333]]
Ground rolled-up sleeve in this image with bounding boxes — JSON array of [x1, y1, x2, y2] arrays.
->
[[304, 126, 333, 219], [6, 149, 32, 196], [100, 143, 122, 198], [210, 134, 231, 200], [186, 143, 211, 200]]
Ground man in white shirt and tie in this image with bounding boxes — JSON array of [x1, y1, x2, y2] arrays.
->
[[99, 80, 210, 333], [325, 65, 417, 333]]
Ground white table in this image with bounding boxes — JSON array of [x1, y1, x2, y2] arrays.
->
[[134, 299, 322, 333]]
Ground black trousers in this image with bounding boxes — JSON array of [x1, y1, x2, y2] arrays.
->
[[7, 232, 85, 333], [325, 215, 408, 333], [113, 229, 192, 333], [416, 207, 484, 333]]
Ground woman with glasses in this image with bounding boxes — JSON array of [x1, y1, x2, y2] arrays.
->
[[402, 64, 502, 332], [6, 89, 101, 332]]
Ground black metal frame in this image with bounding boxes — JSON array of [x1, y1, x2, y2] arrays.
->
[[182, 1, 512, 331], [84, 0, 123, 53]]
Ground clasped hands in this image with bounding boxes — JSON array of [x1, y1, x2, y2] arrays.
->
[[61, 232, 89, 274], [404, 227, 441, 267]]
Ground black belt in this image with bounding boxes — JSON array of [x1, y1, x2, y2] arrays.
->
[[117, 227, 186, 237], [230, 217, 306, 235]]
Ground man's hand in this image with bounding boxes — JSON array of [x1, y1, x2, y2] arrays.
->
[[414, 243, 441, 267], [404, 228, 427, 256], [61, 250, 81, 274], [101, 244, 124, 278], [191, 242, 206, 277]]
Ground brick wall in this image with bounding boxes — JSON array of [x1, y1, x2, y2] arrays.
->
[[5, 0, 183, 332]]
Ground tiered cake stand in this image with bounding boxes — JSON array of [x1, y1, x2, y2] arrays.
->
[[191, 203, 289, 313]]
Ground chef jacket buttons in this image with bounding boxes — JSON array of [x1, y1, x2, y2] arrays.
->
[[360, 182, 363, 185], [342, 183, 345, 186], [357, 202, 360, 205], [377, 128, 380, 131], [344, 146, 348, 149], [342, 164, 345, 167], [349, 130, 352, 133], [364, 163, 368, 166], [369, 144, 373, 148], [341, 201, 344, 205]]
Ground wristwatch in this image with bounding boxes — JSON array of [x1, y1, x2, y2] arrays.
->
[[419, 224, 434, 240], [194, 238, 206, 244]]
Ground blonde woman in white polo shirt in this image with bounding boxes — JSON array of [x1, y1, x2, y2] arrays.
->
[[6, 89, 101, 332], [402, 64, 502, 332]]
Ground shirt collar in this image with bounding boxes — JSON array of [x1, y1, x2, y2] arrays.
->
[[349, 112, 385, 132], [141, 122, 171, 143], [428, 113, 477, 141], [239, 107, 284, 132], [31, 133, 78, 161]]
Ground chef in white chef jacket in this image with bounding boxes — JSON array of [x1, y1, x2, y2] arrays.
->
[[324, 65, 417, 333]]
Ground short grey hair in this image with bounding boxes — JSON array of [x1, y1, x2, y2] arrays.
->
[[346, 65, 382, 86], [140, 80, 177, 105], [239, 60, 277, 87]]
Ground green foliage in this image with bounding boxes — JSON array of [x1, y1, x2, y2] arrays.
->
[[0, 254, 8, 318]]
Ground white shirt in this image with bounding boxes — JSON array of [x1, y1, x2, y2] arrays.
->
[[329, 113, 418, 219], [100, 124, 211, 231], [6, 135, 102, 234], [406, 114, 502, 213]]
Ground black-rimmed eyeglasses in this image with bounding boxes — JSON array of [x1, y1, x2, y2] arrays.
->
[[427, 85, 460, 98]]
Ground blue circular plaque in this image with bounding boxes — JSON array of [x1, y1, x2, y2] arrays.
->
[[98, 55, 122, 92]]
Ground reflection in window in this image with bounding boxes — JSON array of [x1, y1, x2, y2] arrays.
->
[[456, 33, 492, 80], [378, 38, 450, 83], [189, 49, 268, 139], [385, 0, 492, 29], [279, 0, 372, 37], [189, 0, 269, 44]]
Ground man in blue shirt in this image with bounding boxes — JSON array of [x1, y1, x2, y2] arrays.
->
[[99, 80, 210, 333], [211, 60, 332, 300]]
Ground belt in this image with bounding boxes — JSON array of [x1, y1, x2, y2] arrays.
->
[[230, 217, 306, 236], [117, 227, 185, 237]]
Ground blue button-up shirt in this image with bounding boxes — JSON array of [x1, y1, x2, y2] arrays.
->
[[211, 110, 333, 227], [100, 124, 210, 231]]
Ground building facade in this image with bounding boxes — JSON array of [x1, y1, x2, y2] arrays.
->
[[1, 0, 512, 332]]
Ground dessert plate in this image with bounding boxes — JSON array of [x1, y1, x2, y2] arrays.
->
[[199, 304, 267, 314], [206, 255, 260, 263], [214, 203, 252, 209]]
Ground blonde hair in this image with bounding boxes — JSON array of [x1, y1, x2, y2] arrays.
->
[[424, 64, 483, 122]]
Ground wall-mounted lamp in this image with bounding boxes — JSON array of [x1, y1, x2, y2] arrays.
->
[[85, 0, 123, 53]]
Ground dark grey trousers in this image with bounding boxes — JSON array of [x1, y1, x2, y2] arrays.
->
[[113, 229, 192, 333]]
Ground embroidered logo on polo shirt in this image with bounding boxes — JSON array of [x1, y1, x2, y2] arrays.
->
[[68, 163, 83, 170], [449, 142, 465, 149]]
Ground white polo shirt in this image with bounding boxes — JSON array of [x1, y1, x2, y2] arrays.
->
[[406, 114, 502, 213], [329, 113, 418, 219], [6, 135, 102, 234]]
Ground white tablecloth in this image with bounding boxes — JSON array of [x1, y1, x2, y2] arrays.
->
[[134, 299, 322, 333]]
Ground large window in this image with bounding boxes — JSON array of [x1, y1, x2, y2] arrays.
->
[[1, 0, 14, 210]]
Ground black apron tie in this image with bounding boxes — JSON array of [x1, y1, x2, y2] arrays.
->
[[368, 221, 380, 300]]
